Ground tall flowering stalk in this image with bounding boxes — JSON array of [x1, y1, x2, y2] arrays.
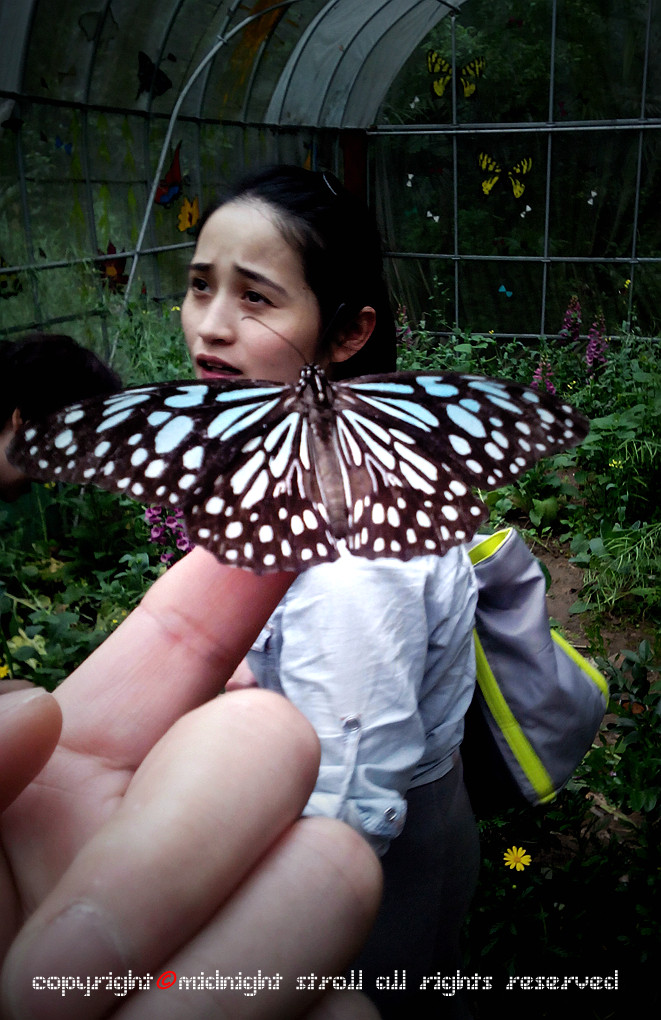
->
[[395, 305, 414, 347], [144, 505, 195, 565], [585, 311, 608, 371], [559, 295, 581, 344], [531, 359, 556, 394]]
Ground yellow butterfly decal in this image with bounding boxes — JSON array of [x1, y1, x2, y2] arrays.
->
[[427, 51, 486, 99], [0, 255, 22, 299], [478, 153, 533, 197]]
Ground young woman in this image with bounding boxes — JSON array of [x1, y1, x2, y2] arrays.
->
[[181, 165, 479, 1019]]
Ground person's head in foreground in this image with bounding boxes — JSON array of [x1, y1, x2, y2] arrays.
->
[[0, 332, 122, 501]]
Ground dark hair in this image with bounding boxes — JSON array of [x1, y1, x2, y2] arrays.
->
[[201, 164, 397, 379], [0, 333, 122, 426]]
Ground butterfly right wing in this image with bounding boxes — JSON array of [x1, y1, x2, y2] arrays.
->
[[9, 378, 341, 573]]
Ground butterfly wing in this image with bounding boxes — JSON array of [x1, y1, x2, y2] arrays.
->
[[155, 143, 183, 207], [508, 156, 533, 198], [9, 378, 287, 506], [8, 379, 341, 574], [478, 152, 502, 194], [137, 51, 172, 100], [427, 50, 452, 98], [9, 370, 589, 574], [458, 57, 486, 98], [331, 372, 589, 560]]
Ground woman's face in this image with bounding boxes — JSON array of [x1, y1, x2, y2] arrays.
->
[[181, 199, 324, 385]]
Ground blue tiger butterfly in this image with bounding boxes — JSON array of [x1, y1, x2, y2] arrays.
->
[[8, 367, 588, 574]]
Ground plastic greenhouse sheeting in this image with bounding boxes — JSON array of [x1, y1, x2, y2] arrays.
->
[[0, 1, 454, 126]]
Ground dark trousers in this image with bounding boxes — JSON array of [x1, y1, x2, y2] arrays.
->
[[351, 757, 480, 1019]]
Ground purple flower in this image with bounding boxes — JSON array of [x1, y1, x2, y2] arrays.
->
[[146, 503, 194, 565], [586, 312, 608, 371], [531, 360, 556, 395], [559, 295, 581, 344]]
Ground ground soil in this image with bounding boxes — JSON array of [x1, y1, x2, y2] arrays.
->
[[531, 536, 655, 662]]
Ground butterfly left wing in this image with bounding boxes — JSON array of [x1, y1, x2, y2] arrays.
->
[[478, 152, 502, 194], [331, 373, 589, 560], [427, 50, 452, 98]]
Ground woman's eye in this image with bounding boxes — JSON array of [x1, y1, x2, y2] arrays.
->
[[245, 290, 270, 305], [189, 276, 209, 292]]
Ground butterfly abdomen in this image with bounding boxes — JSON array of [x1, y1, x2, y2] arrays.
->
[[302, 383, 353, 539]]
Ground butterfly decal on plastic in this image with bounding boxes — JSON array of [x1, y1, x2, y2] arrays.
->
[[155, 143, 183, 208], [0, 255, 22, 300], [478, 153, 533, 198], [427, 51, 486, 99], [9, 367, 589, 575], [136, 51, 173, 100]]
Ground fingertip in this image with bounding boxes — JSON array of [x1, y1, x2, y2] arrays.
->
[[216, 687, 322, 788], [0, 686, 62, 811]]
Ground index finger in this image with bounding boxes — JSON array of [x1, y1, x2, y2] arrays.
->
[[56, 546, 293, 763]]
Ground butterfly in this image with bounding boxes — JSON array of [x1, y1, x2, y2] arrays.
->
[[55, 135, 73, 155], [478, 153, 533, 198], [177, 195, 200, 233], [0, 255, 22, 299], [136, 51, 173, 100], [8, 367, 589, 575], [155, 143, 183, 208], [427, 51, 486, 99]]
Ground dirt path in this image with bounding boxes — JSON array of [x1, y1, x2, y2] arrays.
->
[[532, 537, 655, 660]]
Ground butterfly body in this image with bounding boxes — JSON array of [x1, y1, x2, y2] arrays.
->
[[10, 367, 589, 574]]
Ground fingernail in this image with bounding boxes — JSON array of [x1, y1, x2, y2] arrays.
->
[[0, 686, 50, 712], [3, 903, 129, 1020]]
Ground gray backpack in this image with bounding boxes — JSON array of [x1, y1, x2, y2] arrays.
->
[[461, 528, 608, 812]]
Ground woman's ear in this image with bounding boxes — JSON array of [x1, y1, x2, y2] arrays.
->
[[330, 306, 376, 364], [11, 408, 23, 432]]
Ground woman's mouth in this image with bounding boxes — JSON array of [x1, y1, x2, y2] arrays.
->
[[196, 356, 243, 379]]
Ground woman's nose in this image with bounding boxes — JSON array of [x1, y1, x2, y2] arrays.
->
[[198, 293, 235, 344]]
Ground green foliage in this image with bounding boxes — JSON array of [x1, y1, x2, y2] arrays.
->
[[0, 484, 163, 688], [466, 642, 661, 1014]]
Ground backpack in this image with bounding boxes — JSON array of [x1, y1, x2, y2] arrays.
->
[[461, 528, 608, 814]]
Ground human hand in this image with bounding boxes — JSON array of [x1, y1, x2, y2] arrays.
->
[[0, 547, 382, 1020], [226, 657, 259, 691]]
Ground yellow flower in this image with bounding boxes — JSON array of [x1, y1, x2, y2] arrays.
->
[[0, 664, 9, 679], [503, 846, 532, 871]]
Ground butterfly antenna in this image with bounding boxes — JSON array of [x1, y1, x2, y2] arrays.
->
[[242, 305, 349, 368], [241, 315, 308, 366]]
